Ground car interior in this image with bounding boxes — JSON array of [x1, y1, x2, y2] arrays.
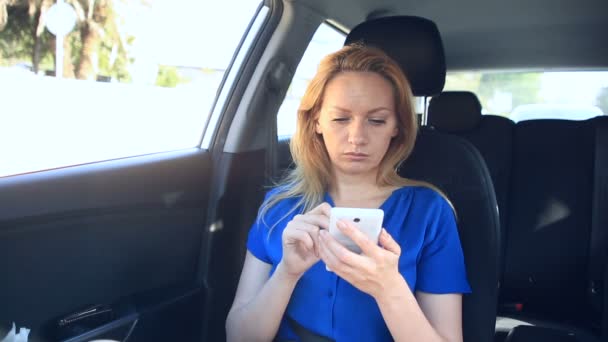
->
[[1, 0, 606, 341]]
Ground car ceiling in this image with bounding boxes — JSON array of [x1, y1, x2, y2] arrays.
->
[[294, 0, 608, 70]]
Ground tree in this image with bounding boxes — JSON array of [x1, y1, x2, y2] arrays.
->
[[1, 0, 131, 80], [477, 72, 542, 115], [596, 86, 608, 115], [68, 0, 117, 79]]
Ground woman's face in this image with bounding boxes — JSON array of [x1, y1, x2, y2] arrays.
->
[[315, 71, 399, 179]]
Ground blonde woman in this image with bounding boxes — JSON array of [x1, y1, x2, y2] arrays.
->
[[226, 44, 470, 342]]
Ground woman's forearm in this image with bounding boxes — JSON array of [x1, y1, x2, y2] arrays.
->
[[226, 263, 300, 342], [375, 275, 445, 342]]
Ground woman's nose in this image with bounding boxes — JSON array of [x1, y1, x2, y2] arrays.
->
[[348, 121, 368, 145]]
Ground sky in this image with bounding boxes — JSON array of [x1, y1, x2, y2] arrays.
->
[[114, 0, 261, 69]]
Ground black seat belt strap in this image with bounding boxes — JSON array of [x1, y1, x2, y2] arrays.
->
[[286, 316, 334, 342]]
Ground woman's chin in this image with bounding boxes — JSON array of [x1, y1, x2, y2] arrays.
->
[[336, 164, 378, 177]]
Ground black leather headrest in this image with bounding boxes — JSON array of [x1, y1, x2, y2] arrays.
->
[[345, 16, 446, 97], [428, 91, 483, 132]]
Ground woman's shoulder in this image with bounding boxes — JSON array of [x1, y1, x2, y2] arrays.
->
[[262, 186, 301, 205], [258, 186, 302, 221], [397, 184, 452, 213]]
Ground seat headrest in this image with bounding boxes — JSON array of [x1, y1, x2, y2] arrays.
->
[[344, 16, 446, 97], [428, 91, 483, 132]]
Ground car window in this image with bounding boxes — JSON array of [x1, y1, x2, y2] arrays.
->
[[276, 22, 345, 138], [0, 0, 264, 177], [444, 71, 608, 122]]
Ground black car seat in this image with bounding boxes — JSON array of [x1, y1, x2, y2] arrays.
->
[[345, 16, 501, 342], [427, 91, 608, 341], [428, 91, 514, 261]]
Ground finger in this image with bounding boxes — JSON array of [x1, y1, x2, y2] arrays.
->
[[291, 220, 321, 235], [293, 222, 321, 257], [337, 220, 381, 258], [379, 228, 401, 255], [318, 232, 339, 271], [320, 229, 368, 268], [294, 213, 330, 230], [319, 232, 361, 277], [285, 229, 314, 251], [307, 202, 332, 218], [319, 231, 349, 272]]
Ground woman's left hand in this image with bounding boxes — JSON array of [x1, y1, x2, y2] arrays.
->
[[318, 220, 405, 299]]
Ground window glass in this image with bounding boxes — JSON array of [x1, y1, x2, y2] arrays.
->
[[0, 0, 262, 177], [276, 23, 345, 138], [444, 71, 608, 122]]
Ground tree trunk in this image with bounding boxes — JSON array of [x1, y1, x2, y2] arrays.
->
[[31, 10, 42, 73], [63, 32, 75, 78], [32, 0, 54, 74], [0, 2, 7, 32], [75, 0, 112, 80], [75, 22, 99, 80]]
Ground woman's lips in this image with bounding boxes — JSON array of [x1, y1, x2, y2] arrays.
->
[[343, 152, 368, 161]]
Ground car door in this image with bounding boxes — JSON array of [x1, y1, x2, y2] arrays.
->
[[0, 1, 275, 341]]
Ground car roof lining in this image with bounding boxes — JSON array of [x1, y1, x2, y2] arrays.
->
[[294, 0, 608, 70]]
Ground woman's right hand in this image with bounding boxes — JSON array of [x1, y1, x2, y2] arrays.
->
[[278, 202, 331, 278]]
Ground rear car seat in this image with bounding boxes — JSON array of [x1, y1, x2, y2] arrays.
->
[[427, 91, 607, 341], [428, 91, 514, 272]]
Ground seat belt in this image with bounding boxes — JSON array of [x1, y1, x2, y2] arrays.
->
[[286, 316, 334, 342], [588, 119, 608, 331]]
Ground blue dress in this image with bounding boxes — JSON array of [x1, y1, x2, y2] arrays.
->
[[247, 186, 471, 341]]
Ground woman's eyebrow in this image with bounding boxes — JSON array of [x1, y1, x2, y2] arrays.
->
[[329, 105, 351, 113], [367, 107, 393, 114], [329, 106, 393, 114]]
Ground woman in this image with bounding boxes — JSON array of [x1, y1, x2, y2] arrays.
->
[[226, 44, 470, 342]]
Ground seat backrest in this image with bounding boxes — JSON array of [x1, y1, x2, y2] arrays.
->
[[427, 92, 608, 335], [503, 119, 596, 321], [590, 116, 608, 337], [428, 91, 514, 276], [346, 17, 500, 342], [398, 127, 501, 342]]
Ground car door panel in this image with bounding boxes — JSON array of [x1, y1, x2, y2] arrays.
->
[[0, 149, 212, 341]]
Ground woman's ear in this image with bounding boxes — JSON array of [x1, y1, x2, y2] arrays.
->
[[315, 118, 322, 135]]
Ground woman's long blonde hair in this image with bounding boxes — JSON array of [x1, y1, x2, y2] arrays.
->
[[260, 43, 444, 226]]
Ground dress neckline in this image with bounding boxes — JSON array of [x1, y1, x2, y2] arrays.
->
[[324, 186, 410, 210]]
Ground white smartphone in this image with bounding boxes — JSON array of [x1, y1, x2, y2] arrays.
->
[[328, 207, 384, 255]]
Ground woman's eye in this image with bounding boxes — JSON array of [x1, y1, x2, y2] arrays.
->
[[332, 118, 350, 123], [369, 119, 386, 125]]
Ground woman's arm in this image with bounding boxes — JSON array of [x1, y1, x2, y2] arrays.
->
[[227, 203, 330, 341], [374, 274, 463, 342], [226, 252, 300, 342], [319, 223, 463, 342]]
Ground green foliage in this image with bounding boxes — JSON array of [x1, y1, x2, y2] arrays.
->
[[445, 72, 542, 116], [478, 72, 541, 114], [1, 0, 133, 81], [596, 87, 608, 115], [445, 73, 481, 92], [0, 6, 46, 66], [155, 65, 190, 88]]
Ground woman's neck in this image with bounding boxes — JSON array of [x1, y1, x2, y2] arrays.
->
[[329, 171, 396, 208]]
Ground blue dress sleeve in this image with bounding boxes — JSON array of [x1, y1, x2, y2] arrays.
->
[[416, 197, 472, 294], [246, 217, 272, 264], [246, 189, 280, 264]]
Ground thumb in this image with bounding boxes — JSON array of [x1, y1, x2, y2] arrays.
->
[[379, 229, 401, 255]]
